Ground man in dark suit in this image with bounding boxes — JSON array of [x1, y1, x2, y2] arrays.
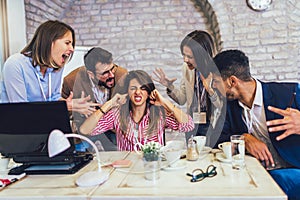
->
[[62, 47, 127, 151], [213, 49, 300, 199]]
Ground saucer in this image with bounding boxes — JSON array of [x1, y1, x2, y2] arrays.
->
[[215, 152, 231, 163], [199, 146, 212, 154], [198, 153, 209, 160], [162, 160, 187, 171]]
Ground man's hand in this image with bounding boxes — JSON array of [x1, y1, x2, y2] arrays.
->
[[66, 91, 100, 117], [243, 133, 275, 168], [267, 106, 300, 140], [152, 68, 177, 89]]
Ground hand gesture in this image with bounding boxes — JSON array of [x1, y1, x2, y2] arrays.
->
[[149, 89, 165, 106], [66, 91, 100, 117], [152, 68, 177, 88], [267, 106, 300, 140]]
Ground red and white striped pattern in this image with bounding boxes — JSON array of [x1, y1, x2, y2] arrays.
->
[[91, 108, 194, 151]]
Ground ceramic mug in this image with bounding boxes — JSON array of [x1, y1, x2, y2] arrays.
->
[[161, 140, 185, 167], [193, 136, 206, 154], [218, 142, 232, 160], [0, 157, 10, 171]]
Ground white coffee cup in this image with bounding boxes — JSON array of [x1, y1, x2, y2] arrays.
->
[[0, 157, 10, 171], [218, 142, 232, 159], [193, 136, 206, 153], [161, 140, 185, 167]]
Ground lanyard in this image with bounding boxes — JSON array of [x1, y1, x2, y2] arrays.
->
[[35, 70, 52, 101], [196, 71, 206, 112]]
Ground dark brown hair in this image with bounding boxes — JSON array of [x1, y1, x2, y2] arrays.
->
[[84, 47, 112, 72], [21, 20, 75, 68], [180, 30, 215, 77], [119, 70, 165, 137]]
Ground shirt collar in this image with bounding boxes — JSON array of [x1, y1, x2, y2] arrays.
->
[[253, 79, 263, 107], [36, 65, 54, 74], [238, 78, 263, 109]]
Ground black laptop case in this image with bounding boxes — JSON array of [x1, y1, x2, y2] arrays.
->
[[0, 101, 92, 174]]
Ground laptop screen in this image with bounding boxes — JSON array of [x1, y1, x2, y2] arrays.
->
[[0, 101, 74, 162]]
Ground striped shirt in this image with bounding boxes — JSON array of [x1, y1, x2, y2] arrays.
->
[[91, 108, 194, 151]]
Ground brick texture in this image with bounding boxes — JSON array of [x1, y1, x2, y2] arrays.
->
[[24, 0, 300, 84]]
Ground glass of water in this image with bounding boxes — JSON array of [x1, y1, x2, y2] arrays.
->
[[230, 135, 245, 169]]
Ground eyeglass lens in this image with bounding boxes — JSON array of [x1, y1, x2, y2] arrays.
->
[[102, 65, 117, 76]]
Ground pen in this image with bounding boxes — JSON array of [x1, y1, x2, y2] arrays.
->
[[288, 92, 296, 108]]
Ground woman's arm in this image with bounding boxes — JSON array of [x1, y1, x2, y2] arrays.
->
[[150, 89, 189, 123], [2, 55, 28, 102], [152, 65, 188, 106], [79, 93, 127, 135]]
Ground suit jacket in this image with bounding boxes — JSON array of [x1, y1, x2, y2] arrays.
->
[[220, 81, 300, 168], [61, 65, 127, 130]]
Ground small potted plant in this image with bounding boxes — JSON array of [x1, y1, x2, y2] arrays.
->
[[141, 141, 161, 161], [140, 141, 161, 181]]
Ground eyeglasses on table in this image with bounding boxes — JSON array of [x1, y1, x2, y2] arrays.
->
[[186, 164, 217, 182]]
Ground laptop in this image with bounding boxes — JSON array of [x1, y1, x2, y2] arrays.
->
[[0, 101, 92, 175]]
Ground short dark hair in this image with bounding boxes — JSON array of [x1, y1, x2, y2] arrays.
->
[[213, 49, 252, 81], [84, 47, 112, 72]]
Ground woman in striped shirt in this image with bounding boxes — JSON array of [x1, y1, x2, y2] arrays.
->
[[80, 70, 194, 151]]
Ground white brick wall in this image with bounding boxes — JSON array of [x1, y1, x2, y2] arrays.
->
[[211, 0, 300, 82], [24, 0, 300, 83]]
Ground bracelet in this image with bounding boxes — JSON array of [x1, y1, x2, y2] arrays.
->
[[99, 107, 106, 115], [166, 88, 172, 93]]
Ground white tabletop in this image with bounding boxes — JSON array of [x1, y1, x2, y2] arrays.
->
[[0, 151, 287, 200], [0, 151, 128, 200]]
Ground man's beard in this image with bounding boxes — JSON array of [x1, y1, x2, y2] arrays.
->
[[98, 77, 115, 89]]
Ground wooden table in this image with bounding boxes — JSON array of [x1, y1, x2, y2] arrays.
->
[[0, 151, 287, 200]]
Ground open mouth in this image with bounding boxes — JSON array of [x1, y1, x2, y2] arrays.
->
[[134, 96, 142, 102], [62, 54, 70, 63], [106, 78, 114, 84], [105, 78, 115, 87], [187, 63, 194, 69]]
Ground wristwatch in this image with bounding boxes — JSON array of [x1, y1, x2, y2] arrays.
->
[[166, 88, 172, 94]]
